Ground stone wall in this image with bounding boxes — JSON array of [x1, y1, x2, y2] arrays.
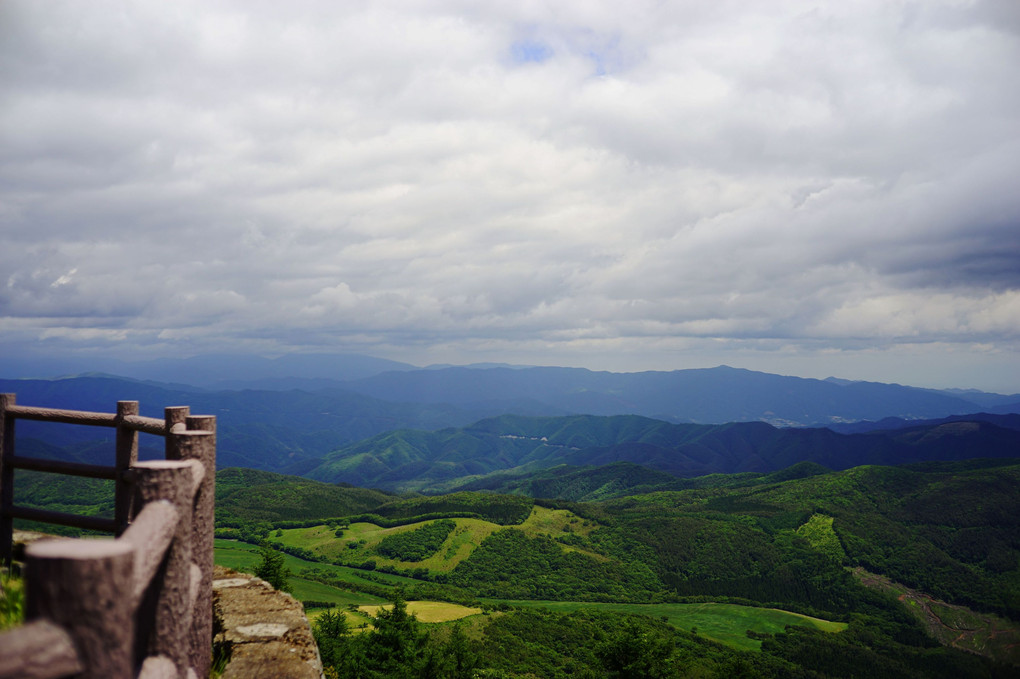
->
[[212, 566, 323, 679]]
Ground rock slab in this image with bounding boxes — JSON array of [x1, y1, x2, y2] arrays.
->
[[212, 566, 323, 679]]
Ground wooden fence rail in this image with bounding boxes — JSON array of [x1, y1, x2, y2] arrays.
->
[[0, 394, 216, 679]]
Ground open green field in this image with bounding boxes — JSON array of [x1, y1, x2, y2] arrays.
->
[[502, 600, 847, 652], [288, 577, 383, 607]]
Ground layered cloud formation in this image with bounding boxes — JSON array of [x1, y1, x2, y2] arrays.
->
[[1, 1, 1018, 390]]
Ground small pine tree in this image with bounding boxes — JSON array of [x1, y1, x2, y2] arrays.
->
[[364, 591, 428, 678], [313, 608, 351, 669], [440, 622, 479, 679], [254, 542, 291, 592]]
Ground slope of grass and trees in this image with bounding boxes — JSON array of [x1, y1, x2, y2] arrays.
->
[[195, 457, 1020, 677]]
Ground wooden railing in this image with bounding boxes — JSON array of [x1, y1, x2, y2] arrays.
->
[[0, 394, 216, 679]]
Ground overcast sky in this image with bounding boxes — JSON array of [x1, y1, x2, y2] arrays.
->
[[2, 1, 1019, 392]]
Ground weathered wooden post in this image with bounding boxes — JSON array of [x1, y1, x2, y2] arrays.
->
[[132, 459, 199, 673], [0, 393, 14, 564], [115, 400, 140, 535], [25, 539, 136, 679], [183, 415, 216, 678], [164, 406, 190, 460]]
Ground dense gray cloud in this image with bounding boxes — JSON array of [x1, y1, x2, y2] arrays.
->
[[1, 0, 1018, 391]]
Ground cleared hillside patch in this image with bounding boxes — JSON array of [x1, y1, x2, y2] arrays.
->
[[517, 505, 595, 538], [429, 519, 502, 571], [796, 513, 846, 562], [279, 521, 397, 563], [273, 524, 339, 553], [277, 517, 504, 573], [514, 505, 608, 561]]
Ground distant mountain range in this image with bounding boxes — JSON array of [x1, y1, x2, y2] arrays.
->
[[2, 355, 1017, 481], [4, 354, 1017, 424], [341, 364, 1020, 425]]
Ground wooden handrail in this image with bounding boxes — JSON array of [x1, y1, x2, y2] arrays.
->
[[0, 394, 216, 679], [8, 455, 120, 480], [1, 407, 171, 435], [3, 404, 118, 427], [121, 414, 169, 436]]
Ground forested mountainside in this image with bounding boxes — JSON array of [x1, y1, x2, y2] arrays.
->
[[448, 460, 832, 501], [827, 412, 1020, 435], [14, 457, 1019, 676], [301, 413, 1020, 491]]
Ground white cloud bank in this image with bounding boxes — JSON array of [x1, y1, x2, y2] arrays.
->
[[1, 0, 1018, 391]]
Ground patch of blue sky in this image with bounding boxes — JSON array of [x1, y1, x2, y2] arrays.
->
[[510, 40, 553, 64], [587, 50, 607, 76]]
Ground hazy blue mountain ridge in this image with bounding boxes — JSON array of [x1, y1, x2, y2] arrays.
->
[[342, 364, 991, 426], [302, 413, 1020, 492]]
